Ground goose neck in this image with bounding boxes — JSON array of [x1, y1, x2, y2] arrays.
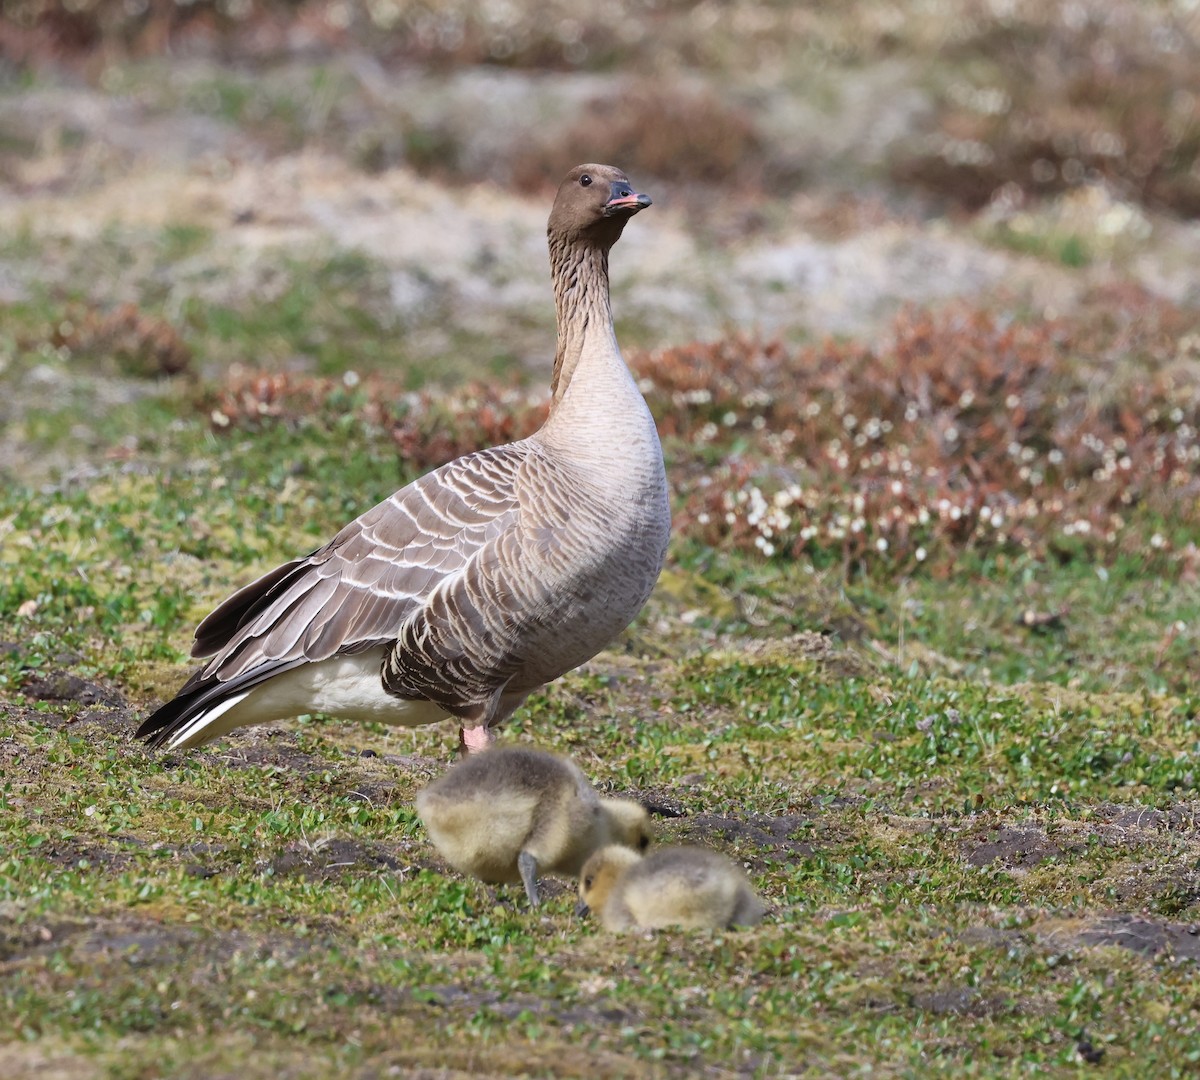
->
[[548, 238, 616, 405]]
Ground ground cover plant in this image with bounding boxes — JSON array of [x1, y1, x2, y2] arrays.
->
[[7, 291, 1200, 1078], [4, 1, 1200, 1076]]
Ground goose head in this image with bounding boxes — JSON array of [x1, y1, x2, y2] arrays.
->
[[576, 843, 643, 917], [548, 163, 652, 248]]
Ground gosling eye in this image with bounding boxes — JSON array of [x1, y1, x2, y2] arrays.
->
[[584, 875, 594, 889], [638, 835, 650, 851], [579, 174, 592, 187]]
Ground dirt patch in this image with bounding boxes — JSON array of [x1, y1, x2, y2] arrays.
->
[[211, 739, 327, 777], [420, 982, 634, 1027], [0, 733, 30, 763], [21, 671, 127, 710], [963, 826, 1081, 870], [343, 777, 399, 805], [1104, 859, 1200, 915], [0, 916, 91, 963], [676, 813, 815, 869], [263, 836, 413, 882], [74, 922, 204, 967], [957, 925, 1028, 952], [75, 916, 321, 969], [909, 986, 1008, 1017], [0, 1043, 95, 1080], [625, 785, 689, 819], [36, 835, 143, 874], [733, 630, 874, 678], [379, 752, 444, 777], [1054, 914, 1200, 962], [1093, 802, 1200, 834], [1, 915, 225, 970], [7, 678, 138, 739]]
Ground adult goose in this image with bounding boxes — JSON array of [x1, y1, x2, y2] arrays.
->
[[137, 164, 670, 754]]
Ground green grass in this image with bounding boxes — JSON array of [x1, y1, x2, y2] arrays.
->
[[4, 389, 1200, 1074], [4, 25, 1200, 1069], [5, 657, 1200, 1075], [988, 223, 1092, 267]]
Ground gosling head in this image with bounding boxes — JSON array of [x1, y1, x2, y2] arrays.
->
[[599, 797, 652, 853], [577, 843, 643, 917], [547, 164, 652, 248]]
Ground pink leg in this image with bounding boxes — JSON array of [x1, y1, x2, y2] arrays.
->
[[459, 725, 496, 755]]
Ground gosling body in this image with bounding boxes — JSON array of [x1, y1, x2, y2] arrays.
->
[[416, 746, 650, 906], [579, 845, 765, 931]]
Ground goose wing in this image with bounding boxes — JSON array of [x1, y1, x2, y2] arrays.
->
[[136, 442, 529, 744], [379, 449, 579, 722]]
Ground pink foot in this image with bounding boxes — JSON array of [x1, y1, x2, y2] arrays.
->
[[459, 725, 496, 755]]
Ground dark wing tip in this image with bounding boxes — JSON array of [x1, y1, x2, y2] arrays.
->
[[135, 695, 191, 748], [192, 556, 313, 658]]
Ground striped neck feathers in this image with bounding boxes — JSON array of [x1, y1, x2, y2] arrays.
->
[[548, 236, 618, 406]]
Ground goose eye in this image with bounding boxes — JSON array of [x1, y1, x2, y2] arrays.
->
[[638, 835, 650, 851], [579, 174, 592, 187], [584, 875, 594, 888]]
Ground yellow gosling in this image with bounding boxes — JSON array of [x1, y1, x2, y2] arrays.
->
[[579, 844, 765, 931], [416, 746, 650, 906]]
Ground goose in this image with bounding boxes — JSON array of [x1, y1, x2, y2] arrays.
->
[[136, 164, 670, 755], [415, 746, 651, 906], [578, 845, 766, 931]]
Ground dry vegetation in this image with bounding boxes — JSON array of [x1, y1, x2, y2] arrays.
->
[[43, 302, 194, 378], [891, 1, 1200, 216], [8, 0, 1198, 216], [510, 79, 772, 194]]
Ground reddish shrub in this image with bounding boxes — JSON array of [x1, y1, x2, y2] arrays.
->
[[50, 302, 192, 378], [203, 292, 1200, 576], [633, 298, 1200, 572], [206, 367, 547, 474], [513, 80, 765, 192]]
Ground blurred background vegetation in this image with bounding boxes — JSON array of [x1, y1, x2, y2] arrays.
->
[[4, 0, 1200, 210]]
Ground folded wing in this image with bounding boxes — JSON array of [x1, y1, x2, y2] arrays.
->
[[136, 443, 528, 747]]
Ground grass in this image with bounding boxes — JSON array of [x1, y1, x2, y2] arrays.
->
[[4, 307, 1200, 1075], [5, 4, 1200, 1072], [6, 655, 1200, 1074]]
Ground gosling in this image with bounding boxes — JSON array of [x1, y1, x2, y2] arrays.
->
[[415, 746, 651, 907], [578, 844, 765, 931]]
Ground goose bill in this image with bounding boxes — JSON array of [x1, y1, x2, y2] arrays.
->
[[604, 190, 652, 216]]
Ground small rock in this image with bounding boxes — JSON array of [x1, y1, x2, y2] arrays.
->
[[1076, 1035, 1105, 1065], [185, 863, 219, 879]]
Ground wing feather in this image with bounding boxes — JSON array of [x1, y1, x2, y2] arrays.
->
[[209, 444, 528, 670], [138, 443, 530, 746]]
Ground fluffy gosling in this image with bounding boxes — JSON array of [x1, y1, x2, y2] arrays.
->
[[578, 844, 765, 931], [415, 746, 650, 907]]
